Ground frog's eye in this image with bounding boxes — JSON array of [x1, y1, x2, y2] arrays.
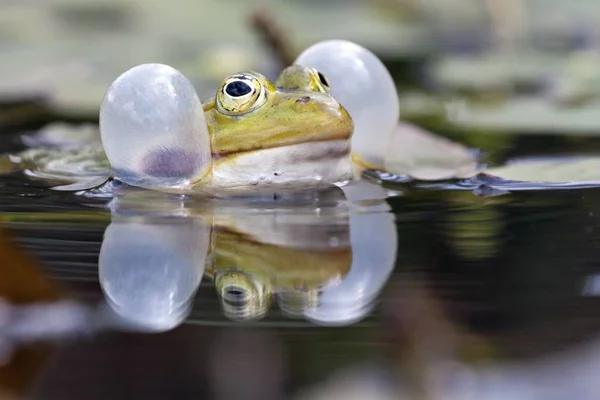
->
[[216, 73, 267, 116], [309, 68, 330, 93], [317, 71, 330, 88]]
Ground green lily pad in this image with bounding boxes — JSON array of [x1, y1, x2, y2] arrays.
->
[[42, 36, 280, 117], [383, 123, 478, 180], [483, 156, 600, 184], [452, 96, 600, 134], [6, 143, 110, 183], [431, 52, 562, 92], [0, 0, 433, 111], [22, 122, 100, 147]]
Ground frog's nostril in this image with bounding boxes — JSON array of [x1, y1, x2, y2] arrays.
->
[[296, 96, 311, 104]]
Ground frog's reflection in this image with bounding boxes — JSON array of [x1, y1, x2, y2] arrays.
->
[[99, 180, 397, 327], [98, 217, 210, 331]]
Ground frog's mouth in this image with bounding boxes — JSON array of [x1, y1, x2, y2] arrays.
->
[[213, 138, 351, 168], [206, 139, 353, 193], [211, 137, 350, 160]]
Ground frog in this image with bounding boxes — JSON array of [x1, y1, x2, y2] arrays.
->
[[197, 66, 354, 195], [1, 65, 355, 197]]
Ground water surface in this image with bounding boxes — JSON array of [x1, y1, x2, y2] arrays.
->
[[2, 132, 600, 399]]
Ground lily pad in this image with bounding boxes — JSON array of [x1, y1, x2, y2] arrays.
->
[[452, 96, 600, 134], [7, 143, 110, 185], [0, 0, 432, 112], [42, 36, 280, 118], [21, 122, 100, 147], [483, 156, 600, 184], [51, 175, 111, 192], [430, 52, 563, 92], [383, 123, 478, 180]]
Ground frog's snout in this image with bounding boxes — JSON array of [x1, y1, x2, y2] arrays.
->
[[290, 92, 354, 139]]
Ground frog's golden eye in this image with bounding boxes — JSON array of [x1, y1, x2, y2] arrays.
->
[[309, 68, 330, 93], [216, 72, 267, 116], [317, 71, 329, 88]]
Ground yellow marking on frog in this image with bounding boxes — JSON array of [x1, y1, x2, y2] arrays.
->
[[202, 70, 352, 156]]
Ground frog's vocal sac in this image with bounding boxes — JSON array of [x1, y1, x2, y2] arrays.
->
[[99, 63, 355, 196]]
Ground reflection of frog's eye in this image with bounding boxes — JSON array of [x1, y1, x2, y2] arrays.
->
[[222, 287, 249, 307], [216, 72, 267, 116], [215, 271, 271, 321]]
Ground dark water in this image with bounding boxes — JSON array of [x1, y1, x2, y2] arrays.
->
[[2, 132, 600, 399]]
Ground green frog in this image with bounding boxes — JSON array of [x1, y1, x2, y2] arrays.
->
[[199, 66, 354, 195], [2, 65, 356, 197]]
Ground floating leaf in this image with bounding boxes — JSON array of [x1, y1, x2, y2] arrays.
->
[[21, 122, 100, 147], [453, 97, 600, 134], [2, 141, 111, 191], [544, 49, 600, 106], [383, 123, 478, 180], [18, 144, 109, 178], [431, 52, 562, 92], [483, 156, 600, 184], [51, 175, 111, 192]]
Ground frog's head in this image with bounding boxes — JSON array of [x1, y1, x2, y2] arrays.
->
[[100, 63, 354, 195], [198, 68, 354, 194]]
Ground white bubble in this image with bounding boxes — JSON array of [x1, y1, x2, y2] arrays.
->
[[295, 40, 400, 167], [100, 63, 211, 189]]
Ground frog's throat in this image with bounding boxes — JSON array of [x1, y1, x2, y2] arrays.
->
[[195, 139, 353, 195]]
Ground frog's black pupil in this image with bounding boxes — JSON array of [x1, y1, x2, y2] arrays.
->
[[226, 80, 252, 97], [317, 71, 329, 87]]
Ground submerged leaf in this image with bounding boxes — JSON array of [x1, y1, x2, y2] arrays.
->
[[383, 123, 478, 180], [483, 156, 600, 184]]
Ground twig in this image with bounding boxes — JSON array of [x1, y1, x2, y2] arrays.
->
[[249, 8, 297, 67], [485, 0, 526, 52]]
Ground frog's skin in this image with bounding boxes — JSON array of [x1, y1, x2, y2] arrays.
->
[[2, 66, 355, 196], [274, 64, 332, 94], [196, 66, 353, 195]]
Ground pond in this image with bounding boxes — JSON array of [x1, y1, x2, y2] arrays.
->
[[2, 124, 600, 399], [4, 1, 600, 397]]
